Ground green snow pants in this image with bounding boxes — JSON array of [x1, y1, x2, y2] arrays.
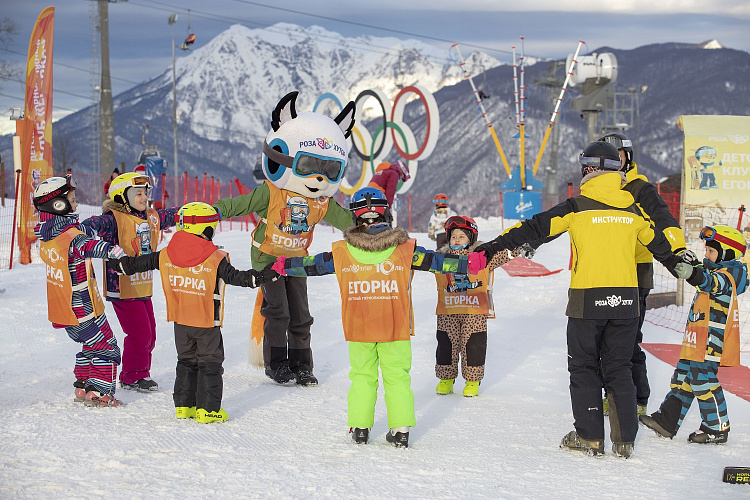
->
[[347, 340, 416, 429]]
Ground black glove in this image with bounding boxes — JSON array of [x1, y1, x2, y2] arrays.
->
[[246, 269, 279, 288], [676, 248, 700, 266], [519, 243, 535, 260], [662, 253, 693, 280], [474, 240, 501, 262], [107, 257, 130, 275]]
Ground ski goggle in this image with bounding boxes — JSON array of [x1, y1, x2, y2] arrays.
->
[[578, 155, 622, 171], [263, 141, 346, 182], [445, 216, 478, 236], [699, 226, 746, 254], [600, 136, 632, 151], [178, 212, 220, 229]]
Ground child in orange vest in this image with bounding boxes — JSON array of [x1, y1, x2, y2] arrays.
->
[[81, 172, 178, 393], [33, 175, 126, 407], [434, 215, 523, 397], [270, 188, 486, 447], [108, 202, 272, 422], [639, 225, 748, 444]]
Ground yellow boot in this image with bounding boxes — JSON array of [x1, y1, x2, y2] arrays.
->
[[175, 406, 197, 419], [436, 379, 454, 395], [463, 381, 480, 397], [196, 408, 228, 423]]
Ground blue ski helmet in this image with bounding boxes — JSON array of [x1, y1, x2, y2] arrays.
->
[[349, 187, 392, 226]]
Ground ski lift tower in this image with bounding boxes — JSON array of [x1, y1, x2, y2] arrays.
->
[[567, 52, 619, 143]]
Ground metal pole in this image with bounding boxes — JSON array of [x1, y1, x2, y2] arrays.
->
[[169, 14, 179, 200], [99, 0, 115, 190]]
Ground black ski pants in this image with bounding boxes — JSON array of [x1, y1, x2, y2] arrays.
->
[[260, 275, 314, 372], [601, 287, 651, 406], [173, 323, 225, 412], [567, 317, 638, 443]]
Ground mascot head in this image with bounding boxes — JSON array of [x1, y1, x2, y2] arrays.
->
[[262, 91, 356, 199]]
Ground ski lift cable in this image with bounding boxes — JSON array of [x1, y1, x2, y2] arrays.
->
[[450, 43, 511, 177], [532, 40, 585, 176]]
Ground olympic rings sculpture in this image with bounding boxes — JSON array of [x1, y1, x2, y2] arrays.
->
[[312, 85, 440, 195]]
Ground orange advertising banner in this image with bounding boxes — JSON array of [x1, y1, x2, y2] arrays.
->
[[18, 7, 54, 264]]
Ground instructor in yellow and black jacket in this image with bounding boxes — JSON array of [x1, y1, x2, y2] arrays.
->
[[476, 141, 685, 459], [598, 132, 690, 417]]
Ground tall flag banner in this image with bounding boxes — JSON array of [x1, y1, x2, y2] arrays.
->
[[18, 7, 54, 264]]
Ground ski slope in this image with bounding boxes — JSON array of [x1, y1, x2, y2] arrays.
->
[[0, 218, 748, 498]]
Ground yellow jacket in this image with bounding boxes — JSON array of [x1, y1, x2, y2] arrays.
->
[[492, 171, 675, 319]]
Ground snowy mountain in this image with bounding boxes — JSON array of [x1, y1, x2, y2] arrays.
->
[[1, 25, 749, 226]]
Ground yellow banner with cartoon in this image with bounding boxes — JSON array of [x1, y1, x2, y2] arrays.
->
[[678, 116, 750, 263]]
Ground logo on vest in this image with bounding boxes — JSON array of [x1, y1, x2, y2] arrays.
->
[[42, 247, 62, 264], [348, 280, 399, 295], [271, 232, 309, 249], [376, 260, 404, 275], [168, 275, 207, 291], [341, 264, 374, 273], [682, 329, 698, 347], [45, 264, 64, 284], [444, 295, 480, 306], [278, 195, 311, 235], [594, 295, 634, 307]]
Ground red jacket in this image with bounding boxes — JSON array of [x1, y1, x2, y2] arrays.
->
[[367, 163, 400, 207]]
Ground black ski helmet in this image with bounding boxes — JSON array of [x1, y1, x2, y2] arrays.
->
[[599, 131, 634, 172], [579, 141, 622, 178]]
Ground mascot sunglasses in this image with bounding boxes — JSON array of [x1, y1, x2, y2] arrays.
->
[[263, 141, 346, 182]]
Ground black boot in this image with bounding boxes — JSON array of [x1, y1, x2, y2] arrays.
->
[[386, 428, 409, 448], [688, 424, 729, 444], [265, 364, 295, 385], [294, 366, 318, 387], [638, 414, 676, 439], [350, 427, 369, 444]]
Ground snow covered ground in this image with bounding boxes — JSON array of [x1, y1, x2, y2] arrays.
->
[[1, 217, 749, 498]]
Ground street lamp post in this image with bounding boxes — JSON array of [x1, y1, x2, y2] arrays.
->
[[168, 13, 179, 198]]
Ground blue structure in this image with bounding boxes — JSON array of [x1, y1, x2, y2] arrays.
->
[[501, 165, 543, 220], [144, 156, 167, 203]]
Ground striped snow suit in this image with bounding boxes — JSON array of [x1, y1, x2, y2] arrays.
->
[[35, 213, 122, 395], [653, 258, 748, 434]]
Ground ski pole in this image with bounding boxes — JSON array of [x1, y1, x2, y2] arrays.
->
[[450, 43, 511, 177], [532, 40, 584, 176]]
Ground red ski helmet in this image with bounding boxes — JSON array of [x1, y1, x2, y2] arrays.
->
[[433, 193, 449, 207], [445, 215, 478, 245]]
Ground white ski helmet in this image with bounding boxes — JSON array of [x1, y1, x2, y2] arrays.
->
[[262, 91, 355, 199], [33, 175, 76, 215]]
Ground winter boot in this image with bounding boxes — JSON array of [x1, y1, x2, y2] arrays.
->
[[175, 406, 197, 419], [265, 365, 295, 385], [687, 425, 728, 444], [463, 381, 479, 397], [350, 427, 370, 444], [560, 431, 604, 456], [612, 442, 634, 458], [386, 427, 410, 448], [602, 397, 609, 417], [294, 367, 318, 387], [196, 408, 228, 423], [120, 377, 159, 393], [84, 389, 124, 408], [638, 414, 675, 439], [74, 380, 87, 402], [637, 404, 648, 416], [436, 379, 454, 395]]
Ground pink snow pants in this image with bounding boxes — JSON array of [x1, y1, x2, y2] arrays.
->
[[113, 299, 157, 384]]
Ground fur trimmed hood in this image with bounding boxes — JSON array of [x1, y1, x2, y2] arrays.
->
[[102, 199, 130, 214], [343, 225, 410, 252]]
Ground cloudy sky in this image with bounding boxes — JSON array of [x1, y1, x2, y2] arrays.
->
[[1, 0, 749, 129]]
